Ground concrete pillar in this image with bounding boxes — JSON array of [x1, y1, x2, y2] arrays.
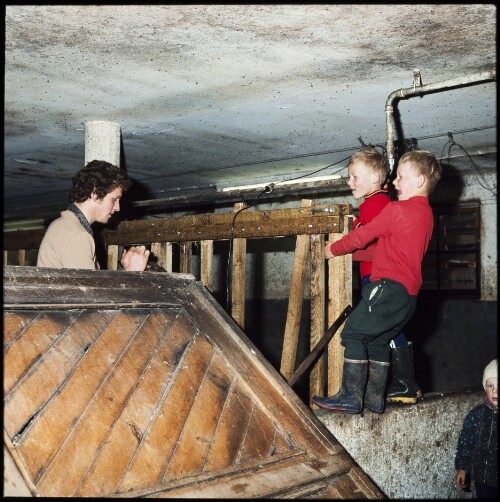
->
[[84, 120, 121, 167]]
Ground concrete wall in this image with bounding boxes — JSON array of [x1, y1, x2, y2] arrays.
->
[[315, 390, 484, 499]]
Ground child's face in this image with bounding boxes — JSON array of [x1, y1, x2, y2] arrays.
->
[[485, 377, 497, 410], [347, 161, 381, 200], [393, 161, 425, 200]]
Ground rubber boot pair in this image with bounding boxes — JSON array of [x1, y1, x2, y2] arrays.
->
[[312, 359, 390, 414], [312, 358, 368, 414], [386, 342, 422, 404]]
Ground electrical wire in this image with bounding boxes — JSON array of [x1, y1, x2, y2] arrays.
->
[[272, 155, 353, 186], [129, 125, 494, 185], [439, 134, 496, 196]]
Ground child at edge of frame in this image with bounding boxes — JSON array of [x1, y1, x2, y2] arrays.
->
[[455, 359, 498, 499]]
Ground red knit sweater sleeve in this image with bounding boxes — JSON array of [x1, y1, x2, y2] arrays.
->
[[329, 197, 434, 295], [330, 228, 373, 256]]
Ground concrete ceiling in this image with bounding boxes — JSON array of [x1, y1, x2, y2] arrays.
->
[[4, 4, 497, 222]]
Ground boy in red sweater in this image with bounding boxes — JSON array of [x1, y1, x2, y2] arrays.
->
[[312, 150, 441, 414], [349, 147, 421, 404], [347, 147, 391, 288]]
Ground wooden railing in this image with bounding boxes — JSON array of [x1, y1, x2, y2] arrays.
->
[[3, 200, 352, 402]]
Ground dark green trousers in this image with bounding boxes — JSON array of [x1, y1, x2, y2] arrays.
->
[[341, 278, 417, 363]]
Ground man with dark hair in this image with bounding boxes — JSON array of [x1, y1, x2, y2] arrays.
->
[[37, 160, 149, 270]]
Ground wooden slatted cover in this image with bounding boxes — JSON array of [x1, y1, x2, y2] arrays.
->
[[3, 266, 384, 498]]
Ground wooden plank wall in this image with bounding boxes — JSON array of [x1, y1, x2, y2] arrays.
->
[[3, 268, 383, 499], [3, 202, 352, 399]]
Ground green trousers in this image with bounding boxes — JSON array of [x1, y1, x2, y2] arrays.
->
[[341, 278, 417, 362]]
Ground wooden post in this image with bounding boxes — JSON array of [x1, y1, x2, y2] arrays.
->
[[4, 250, 8, 266], [151, 242, 172, 271], [231, 203, 247, 329], [107, 244, 119, 270], [309, 233, 325, 406], [163, 242, 173, 272], [280, 199, 313, 380], [180, 242, 192, 274], [327, 215, 353, 396], [200, 240, 214, 292], [151, 242, 161, 268], [16, 249, 26, 266]]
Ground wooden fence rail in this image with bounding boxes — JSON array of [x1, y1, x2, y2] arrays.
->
[[3, 201, 352, 402]]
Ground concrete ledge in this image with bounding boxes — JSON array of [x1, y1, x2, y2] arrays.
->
[[315, 390, 483, 499]]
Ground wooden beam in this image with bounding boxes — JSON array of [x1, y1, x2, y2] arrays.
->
[[180, 242, 192, 274], [17, 250, 26, 266], [231, 203, 246, 329], [288, 305, 352, 389], [150, 242, 162, 269], [309, 233, 326, 405], [327, 215, 353, 396], [3, 205, 351, 250], [280, 200, 312, 380], [164, 242, 173, 272], [151, 242, 172, 272], [130, 177, 350, 210], [99, 205, 350, 245], [107, 245, 119, 270], [200, 240, 214, 292]]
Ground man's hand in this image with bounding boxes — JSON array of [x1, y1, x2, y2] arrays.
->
[[121, 245, 150, 271], [324, 241, 335, 259]]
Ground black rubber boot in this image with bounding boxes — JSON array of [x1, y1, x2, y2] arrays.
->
[[364, 360, 390, 413], [312, 359, 368, 414], [386, 342, 421, 404]]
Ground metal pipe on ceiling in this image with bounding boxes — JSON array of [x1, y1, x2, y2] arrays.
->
[[385, 69, 496, 174]]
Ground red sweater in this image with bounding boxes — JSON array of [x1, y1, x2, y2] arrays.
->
[[353, 189, 391, 278], [330, 196, 434, 295]]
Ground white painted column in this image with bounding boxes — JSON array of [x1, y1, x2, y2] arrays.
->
[[84, 120, 121, 167]]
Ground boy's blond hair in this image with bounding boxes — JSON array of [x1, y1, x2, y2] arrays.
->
[[348, 147, 389, 187], [399, 150, 442, 194]]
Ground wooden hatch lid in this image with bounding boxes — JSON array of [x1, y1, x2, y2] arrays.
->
[[3, 266, 384, 498]]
